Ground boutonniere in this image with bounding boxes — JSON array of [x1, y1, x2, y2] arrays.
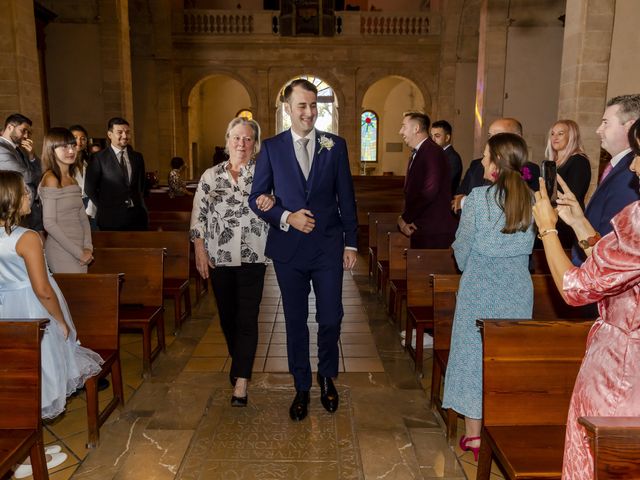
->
[[318, 135, 334, 153]]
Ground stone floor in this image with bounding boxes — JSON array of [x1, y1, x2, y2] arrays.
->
[[9, 255, 506, 480]]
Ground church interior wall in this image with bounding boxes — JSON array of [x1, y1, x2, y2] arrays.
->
[[606, 0, 640, 100]]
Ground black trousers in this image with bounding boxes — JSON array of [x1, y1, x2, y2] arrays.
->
[[210, 263, 266, 379]]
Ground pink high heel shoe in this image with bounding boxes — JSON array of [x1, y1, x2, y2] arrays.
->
[[459, 435, 481, 461]]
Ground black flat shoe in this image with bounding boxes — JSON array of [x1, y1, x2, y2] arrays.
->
[[231, 394, 248, 407], [289, 390, 310, 421], [317, 373, 339, 413]]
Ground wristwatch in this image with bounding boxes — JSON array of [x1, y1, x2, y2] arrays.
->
[[578, 232, 601, 250]]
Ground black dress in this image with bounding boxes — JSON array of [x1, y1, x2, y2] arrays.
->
[[557, 153, 591, 247]]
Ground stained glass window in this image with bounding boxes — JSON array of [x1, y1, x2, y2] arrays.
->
[[360, 110, 378, 162], [277, 75, 338, 134]]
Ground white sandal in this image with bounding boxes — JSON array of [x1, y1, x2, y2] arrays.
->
[[14, 452, 67, 479]]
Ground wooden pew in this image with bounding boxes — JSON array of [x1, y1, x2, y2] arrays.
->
[[387, 232, 410, 325], [90, 248, 166, 376], [92, 231, 191, 332], [476, 315, 595, 480], [431, 273, 596, 444], [579, 416, 640, 479], [367, 212, 399, 280], [404, 249, 459, 375], [54, 273, 124, 448], [0, 320, 48, 480], [375, 221, 398, 294]]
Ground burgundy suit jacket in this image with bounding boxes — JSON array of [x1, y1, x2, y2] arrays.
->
[[401, 138, 458, 246]]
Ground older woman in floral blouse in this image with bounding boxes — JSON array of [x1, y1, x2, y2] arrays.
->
[[190, 117, 274, 406]]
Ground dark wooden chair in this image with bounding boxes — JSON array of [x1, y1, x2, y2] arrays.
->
[[387, 232, 410, 326], [476, 317, 594, 480], [0, 320, 49, 480], [579, 416, 640, 480], [90, 248, 166, 376], [54, 273, 124, 448], [404, 249, 458, 375], [92, 231, 192, 332]]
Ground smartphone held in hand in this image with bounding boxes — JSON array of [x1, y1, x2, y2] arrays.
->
[[541, 160, 558, 205]]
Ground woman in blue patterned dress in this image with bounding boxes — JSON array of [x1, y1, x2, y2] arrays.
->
[[442, 133, 536, 460]]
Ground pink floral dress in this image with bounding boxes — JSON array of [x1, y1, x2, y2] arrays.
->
[[561, 200, 640, 479]]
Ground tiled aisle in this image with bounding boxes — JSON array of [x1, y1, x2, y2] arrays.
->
[[8, 256, 505, 480]]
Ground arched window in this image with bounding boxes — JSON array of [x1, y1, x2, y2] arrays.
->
[[360, 110, 378, 163], [276, 75, 338, 134], [236, 109, 253, 120]]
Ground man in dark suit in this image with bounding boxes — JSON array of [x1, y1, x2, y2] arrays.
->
[[572, 94, 640, 265], [397, 111, 457, 248], [249, 79, 358, 421], [452, 117, 540, 212], [0, 113, 43, 233], [431, 120, 462, 197], [85, 117, 148, 231]]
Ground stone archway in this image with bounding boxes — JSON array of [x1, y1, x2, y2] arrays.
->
[[361, 75, 426, 175], [187, 74, 254, 177]]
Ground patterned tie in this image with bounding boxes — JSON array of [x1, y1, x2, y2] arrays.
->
[[118, 150, 130, 186], [297, 138, 310, 179], [599, 161, 613, 184]]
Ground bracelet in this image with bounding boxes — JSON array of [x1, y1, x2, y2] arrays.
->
[[537, 228, 558, 240]]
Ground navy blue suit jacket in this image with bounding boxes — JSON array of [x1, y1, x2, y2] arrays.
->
[[249, 130, 358, 264], [572, 151, 640, 265]]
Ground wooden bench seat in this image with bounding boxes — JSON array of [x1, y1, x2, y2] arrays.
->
[[0, 320, 48, 480], [90, 248, 166, 376], [405, 249, 458, 375], [579, 416, 640, 479], [387, 232, 410, 325], [92, 231, 192, 332], [55, 273, 125, 447], [476, 317, 594, 480], [375, 221, 397, 295], [367, 212, 398, 281]]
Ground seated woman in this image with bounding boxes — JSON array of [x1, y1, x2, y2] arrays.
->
[[532, 118, 640, 480], [544, 119, 591, 246], [168, 156, 192, 198], [0, 171, 103, 477], [441, 133, 536, 460]]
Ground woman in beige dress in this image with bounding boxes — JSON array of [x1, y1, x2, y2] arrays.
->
[[39, 127, 93, 273]]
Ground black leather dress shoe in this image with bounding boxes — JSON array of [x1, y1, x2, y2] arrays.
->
[[98, 378, 110, 392], [231, 394, 248, 407], [289, 390, 310, 421], [317, 373, 339, 413]]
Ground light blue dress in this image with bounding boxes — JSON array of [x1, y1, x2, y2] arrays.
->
[[0, 226, 103, 419], [442, 186, 535, 419]]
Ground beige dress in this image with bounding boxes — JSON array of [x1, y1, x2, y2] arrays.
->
[[39, 184, 93, 273]]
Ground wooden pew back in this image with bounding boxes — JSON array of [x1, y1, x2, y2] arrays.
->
[[90, 248, 164, 306], [407, 249, 458, 307], [54, 273, 121, 351], [375, 222, 397, 263], [431, 274, 460, 351], [91, 231, 189, 279], [388, 232, 410, 281], [531, 274, 593, 320], [0, 320, 47, 429], [481, 318, 593, 426], [367, 212, 399, 251], [148, 211, 191, 231]]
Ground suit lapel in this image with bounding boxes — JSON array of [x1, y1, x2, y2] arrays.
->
[[586, 151, 633, 215], [282, 130, 309, 186], [108, 147, 129, 186]]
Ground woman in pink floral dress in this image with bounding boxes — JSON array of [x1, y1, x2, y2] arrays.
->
[[532, 118, 640, 480]]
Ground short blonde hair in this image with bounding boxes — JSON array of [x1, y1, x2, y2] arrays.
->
[[224, 117, 261, 157]]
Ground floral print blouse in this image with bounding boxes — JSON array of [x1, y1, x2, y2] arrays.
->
[[189, 160, 269, 267]]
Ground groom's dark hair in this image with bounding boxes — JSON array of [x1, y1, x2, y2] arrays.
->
[[283, 79, 318, 103]]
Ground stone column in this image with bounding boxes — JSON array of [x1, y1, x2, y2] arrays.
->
[[557, 0, 615, 191], [0, 0, 45, 142], [98, 0, 135, 129]]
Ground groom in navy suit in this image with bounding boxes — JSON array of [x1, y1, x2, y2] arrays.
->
[[249, 79, 358, 421]]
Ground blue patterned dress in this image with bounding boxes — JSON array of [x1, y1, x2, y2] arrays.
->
[[442, 185, 535, 419]]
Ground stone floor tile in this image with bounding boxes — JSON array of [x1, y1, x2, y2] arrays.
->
[[183, 357, 226, 372]]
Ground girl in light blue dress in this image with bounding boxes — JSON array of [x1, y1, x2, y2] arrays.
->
[[0, 170, 103, 421], [442, 133, 535, 460]]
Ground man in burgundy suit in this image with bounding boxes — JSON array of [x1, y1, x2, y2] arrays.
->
[[397, 111, 457, 248]]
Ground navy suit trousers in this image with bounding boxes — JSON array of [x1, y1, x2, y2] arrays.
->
[[273, 236, 344, 391]]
